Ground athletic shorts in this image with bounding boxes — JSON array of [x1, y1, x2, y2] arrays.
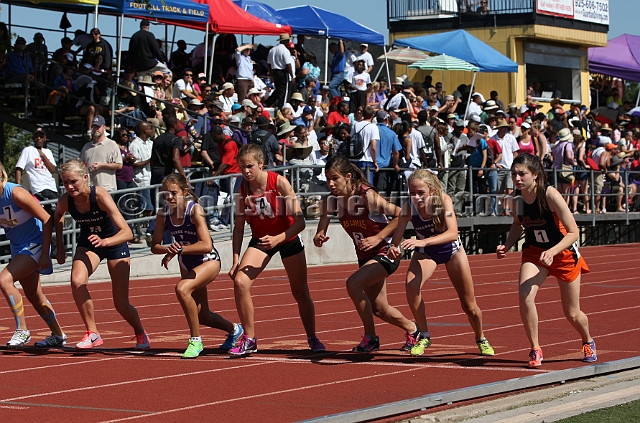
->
[[12, 242, 53, 275], [248, 235, 304, 259], [179, 247, 221, 272], [594, 173, 604, 194], [358, 254, 400, 276], [497, 168, 513, 191], [77, 240, 130, 261], [415, 238, 462, 265], [522, 245, 590, 283]]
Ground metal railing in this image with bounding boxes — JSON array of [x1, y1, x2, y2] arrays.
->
[[387, 0, 535, 21]]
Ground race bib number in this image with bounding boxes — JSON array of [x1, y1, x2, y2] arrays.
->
[[246, 196, 274, 219], [352, 232, 364, 246], [533, 229, 549, 243]]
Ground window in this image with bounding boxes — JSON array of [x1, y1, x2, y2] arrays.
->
[[524, 43, 585, 102]]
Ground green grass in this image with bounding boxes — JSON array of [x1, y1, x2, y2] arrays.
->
[[555, 399, 640, 422]]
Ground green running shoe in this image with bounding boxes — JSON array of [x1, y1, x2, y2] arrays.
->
[[410, 337, 432, 356], [182, 339, 204, 359], [477, 338, 495, 356]]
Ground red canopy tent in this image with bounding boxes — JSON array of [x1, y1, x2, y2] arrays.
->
[[194, 0, 291, 34]]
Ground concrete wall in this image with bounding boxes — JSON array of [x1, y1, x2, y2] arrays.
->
[[37, 221, 358, 285]]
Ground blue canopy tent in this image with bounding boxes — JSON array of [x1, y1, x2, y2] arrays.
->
[[394, 29, 518, 117], [276, 5, 387, 83], [232, 0, 288, 26]]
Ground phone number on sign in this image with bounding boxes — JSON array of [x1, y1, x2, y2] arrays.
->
[[574, 0, 608, 12]]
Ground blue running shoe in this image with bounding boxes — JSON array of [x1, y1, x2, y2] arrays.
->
[[220, 324, 244, 350]]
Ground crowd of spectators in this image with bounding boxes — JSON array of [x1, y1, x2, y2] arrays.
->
[[3, 22, 640, 234]]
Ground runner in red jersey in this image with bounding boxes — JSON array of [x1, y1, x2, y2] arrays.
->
[[228, 144, 325, 356], [497, 153, 595, 368], [314, 156, 418, 353]]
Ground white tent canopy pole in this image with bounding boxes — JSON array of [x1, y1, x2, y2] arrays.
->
[[208, 33, 216, 85], [384, 46, 390, 83], [324, 36, 329, 84], [464, 71, 477, 120], [94, 4, 98, 28]]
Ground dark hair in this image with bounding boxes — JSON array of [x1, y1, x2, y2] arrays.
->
[[162, 173, 198, 203], [363, 106, 375, 120], [325, 155, 374, 195], [305, 51, 317, 67], [512, 153, 549, 215], [417, 110, 428, 124], [164, 114, 178, 129], [393, 121, 410, 139]]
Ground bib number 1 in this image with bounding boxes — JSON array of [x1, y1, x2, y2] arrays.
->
[[534, 229, 549, 243]]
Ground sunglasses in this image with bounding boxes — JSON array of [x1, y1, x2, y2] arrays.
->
[[184, 73, 193, 77]]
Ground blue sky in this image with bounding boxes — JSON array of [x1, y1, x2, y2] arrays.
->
[[0, 0, 636, 52]]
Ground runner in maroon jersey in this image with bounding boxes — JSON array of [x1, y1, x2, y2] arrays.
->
[[228, 144, 325, 356], [314, 155, 418, 353]]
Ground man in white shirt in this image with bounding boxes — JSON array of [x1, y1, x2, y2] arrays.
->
[[172, 68, 196, 100], [218, 82, 235, 116], [467, 93, 484, 118], [233, 44, 254, 102], [356, 43, 374, 73], [350, 106, 380, 184], [16, 126, 58, 214], [492, 118, 520, 215], [129, 121, 154, 239], [265, 33, 294, 109]]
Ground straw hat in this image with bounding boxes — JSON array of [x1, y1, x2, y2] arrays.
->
[[558, 127, 572, 142], [137, 75, 154, 85], [600, 123, 612, 132], [495, 118, 510, 128], [287, 142, 313, 159], [484, 100, 498, 111], [290, 92, 304, 102], [277, 121, 295, 136], [278, 33, 291, 42]]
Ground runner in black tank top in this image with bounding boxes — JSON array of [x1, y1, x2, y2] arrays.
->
[[496, 153, 595, 369], [55, 159, 149, 351]]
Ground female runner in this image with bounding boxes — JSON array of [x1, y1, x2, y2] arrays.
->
[[0, 162, 66, 347], [151, 174, 243, 359], [314, 156, 418, 353], [387, 169, 495, 357], [228, 144, 324, 356], [496, 153, 595, 367], [55, 159, 149, 350]]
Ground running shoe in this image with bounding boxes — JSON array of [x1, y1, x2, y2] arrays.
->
[[34, 333, 67, 348], [220, 324, 244, 350], [134, 332, 151, 350], [76, 331, 103, 349], [402, 325, 420, 351], [528, 347, 543, 368], [308, 336, 326, 352], [582, 339, 597, 363], [477, 338, 495, 356], [7, 329, 31, 347], [410, 337, 432, 356], [352, 335, 380, 353], [182, 339, 204, 359], [229, 335, 258, 356]]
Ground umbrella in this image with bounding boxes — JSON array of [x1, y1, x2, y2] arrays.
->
[[408, 54, 479, 99], [377, 47, 430, 64], [592, 106, 621, 124]]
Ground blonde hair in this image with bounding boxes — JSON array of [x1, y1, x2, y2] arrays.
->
[[59, 158, 88, 178], [408, 169, 446, 232], [276, 107, 293, 124], [238, 143, 264, 165], [0, 162, 8, 191]]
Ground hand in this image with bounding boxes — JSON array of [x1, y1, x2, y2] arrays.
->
[[394, 165, 400, 173], [387, 245, 402, 261], [258, 234, 282, 250], [39, 252, 51, 271], [400, 238, 427, 250], [87, 234, 107, 248], [496, 244, 508, 259], [373, 163, 379, 173], [162, 253, 175, 269], [478, 169, 484, 177], [359, 235, 382, 251], [313, 233, 330, 247], [166, 241, 182, 255], [89, 162, 101, 172], [56, 248, 66, 265], [539, 250, 554, 266], [228, 261, 239, 280]]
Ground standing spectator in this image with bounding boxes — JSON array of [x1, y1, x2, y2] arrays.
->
[[265, 33, 294, 109], [81, 28, 112, 71], [168, 40, 191, 77], [71, 29, 94, 55], [467, 93, 484, 118], [114, 128, 140, 243], [173, 68, 197, 100], [234, 43, 254, 102], [381, 80, 409, 119], [191, 33, 214, 73], [128, 19, 168, 78], [356, 43, 374, 73], [310, 134, 332, 191], [210, 126, 240, 230], [572, 130, 591, 214], [27, 32, 48, 82], [129, 122, 154, 240], [350, 106, 379, 184], [448, 119, 469, 215], [327, 39, 346, 99], [250, 116, 282, 168], [551, 128, 575, 205], [350, 59, 371, 114], [80, 116, 123, 192], [374, 111, 403, 196], [493, 118, 520, 215], [15, 126, 58, 220]]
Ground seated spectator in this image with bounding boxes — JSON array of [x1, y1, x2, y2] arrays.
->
[[173, 68, 197, 100], [5, 37, 34, 84], [114, 81, 147, 130], [287, 142, 315, 192]]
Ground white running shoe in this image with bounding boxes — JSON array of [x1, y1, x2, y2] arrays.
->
[[7, 329, 31, 347], [34, 333, 67, 348]]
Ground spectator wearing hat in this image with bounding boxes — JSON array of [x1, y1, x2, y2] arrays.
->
[[173, 68, 196, 100], [287, 141, 315, 192], [15, 126, 58, 213], [284, 92, 305, 119], [355, 43, 374, 74], [217, 82, 235, 116], [552, 128, 576, 204], [265, 33, 294, 109], [349, 59, 371, 114], [492, 118, 520, 215], [381, 80, 409, 119], [327, 39, 346, 99], [80, 115, 123, 192], [5, 37, 34, 84], [467, 93, 484, 117], [277, 121, 296, 164], [168, 40, 191, 77], [480, 99, 499, 123], [234, 43, 254, 102], [239, 98, 257, 121], [572, 129, 591, 214], [300, 105, 318, 145], [81, 28, 112, 71], [129, 19, 168, 78]]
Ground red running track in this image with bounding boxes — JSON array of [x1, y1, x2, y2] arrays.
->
[[0, 244, 638, 422]]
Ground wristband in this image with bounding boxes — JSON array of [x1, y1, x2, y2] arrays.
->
[[177, 246, 183, 254]]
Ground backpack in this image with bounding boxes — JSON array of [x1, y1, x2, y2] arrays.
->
[[586, 148, 600, 171], [247, 129, 273, 166], [418, 126, 437, 168], [345, 122, 371, 160]]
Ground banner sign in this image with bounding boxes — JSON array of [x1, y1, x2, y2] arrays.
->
[[537, 0, 574, 18], [537, 0, 610, 25], [125, 0, 208, 22]]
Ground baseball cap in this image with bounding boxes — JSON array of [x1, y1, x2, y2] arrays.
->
[[231, 103, 242, 111], [247, 87, 262, 96], [446, 113, 457, 119], [376, 110, 389, 121], [33, 126, 46, 137], [454, 119, 465, 127], [242, 117, 254, 126], [255, 115, 272, 127], [64, 52, 74, 62], [82, 62, 93, 70], [360, 43, 368, 48], [198, 72, 206, 79], [321, 85, 330, 90], [241, 99, 257, 108], [302, 105, 313, 114], [429, 105, 439, 112], [92, 115, 106, 127]]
